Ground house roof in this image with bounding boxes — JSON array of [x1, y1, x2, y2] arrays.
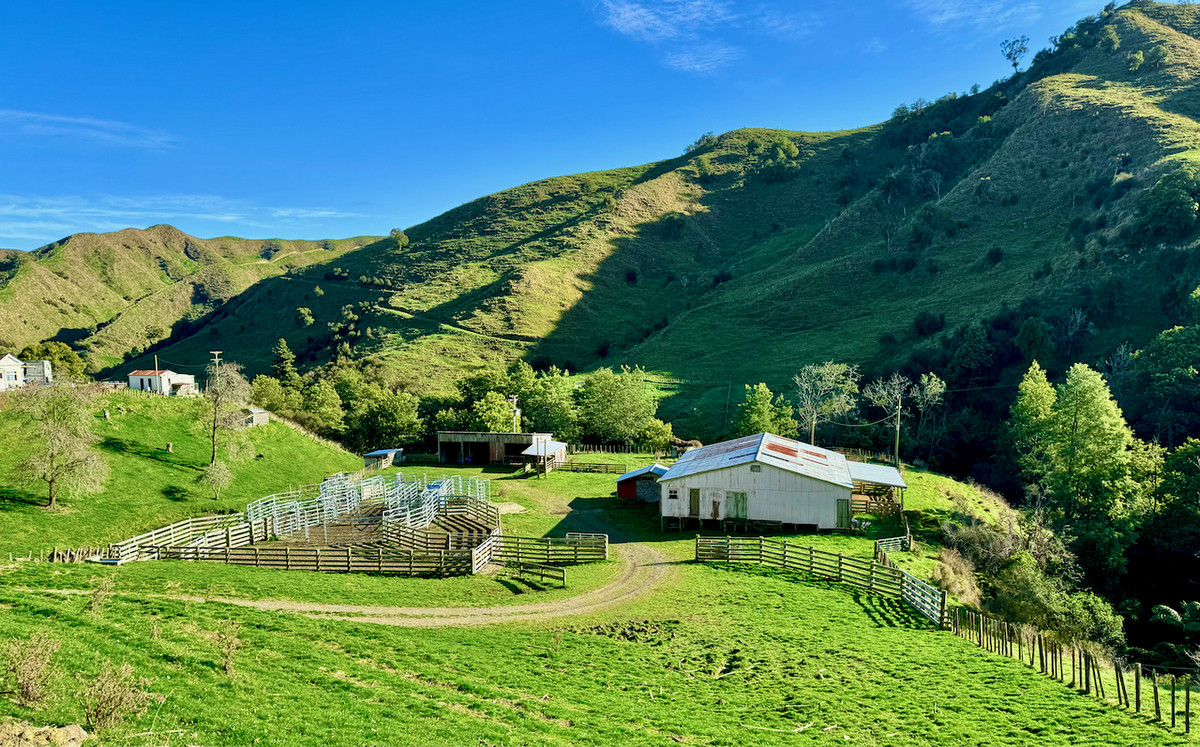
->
[[617, 463, 669, 482], [847, 461, 908, 488], [247, 408, 267, 414], [658, 433, 854, 489], [364, 448, 402, 457], [521, 440, 567, 457], [0, 353, 22, 365], [128, 369, 174, 376]]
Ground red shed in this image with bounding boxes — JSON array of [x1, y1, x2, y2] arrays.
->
[[616, 464, 669, 502]]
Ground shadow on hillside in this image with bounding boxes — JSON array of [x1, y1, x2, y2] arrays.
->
[[99, 437, 202, 471], [162, 485, 192, 502], [0, 487, 46, 509], [523, 130, 880, 441], [851, 589, 925, 629]]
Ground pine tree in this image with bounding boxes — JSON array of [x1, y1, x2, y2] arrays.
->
[[271, 339, 302, 392]]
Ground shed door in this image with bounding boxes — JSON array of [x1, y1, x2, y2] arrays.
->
[[688, 489, 700, 516], [726, 492, 747, 520], [836, 499, 851, 529]]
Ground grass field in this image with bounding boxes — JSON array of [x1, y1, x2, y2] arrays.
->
[[0, 394, 1195, 745]]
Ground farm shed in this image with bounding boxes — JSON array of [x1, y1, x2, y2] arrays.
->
[[0, 353, 53, 392], [240, 408, 270, 428], [437, 431, 556, 466], [521, 439, 567, 473], [617, 464, 669, 502], [363, 448, 403, 469], [658, 433, 906, 531], [127, 369, 196, 397]]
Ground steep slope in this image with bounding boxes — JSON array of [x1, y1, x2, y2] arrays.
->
[[25, 3, 1200, 440], [0, 225, 377, 371]]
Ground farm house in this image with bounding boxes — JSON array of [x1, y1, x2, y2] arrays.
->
[[127, 369, 197, 396], [657, 433, 906, 531], [616, 464, 668, 502]]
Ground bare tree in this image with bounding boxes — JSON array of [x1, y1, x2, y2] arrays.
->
[[1057, 308, 1095, 360], [13, 385, 109, 510], [864, 373, 911, 467], [793, 362, 860, 445], [198, 460, 233, 501], [1001, 35, 1030, 73], [201, 361, 251, 467], [912, 373, 947, 457]]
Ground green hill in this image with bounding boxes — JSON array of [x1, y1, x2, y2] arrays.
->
[[0, 225, 377, 372], [0, 390, 361, 556]]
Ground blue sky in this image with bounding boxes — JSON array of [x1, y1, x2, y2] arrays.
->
[[1, 0, 1102, 250]]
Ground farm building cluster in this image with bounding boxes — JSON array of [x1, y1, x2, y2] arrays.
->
[[437, 430, 568, 473], [644, 433, 905, 531], [0, 353, 52, 392]]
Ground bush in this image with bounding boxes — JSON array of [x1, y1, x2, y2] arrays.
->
[[624, 268, 638, 285], [986, 247, 1004, 265], [80, 661, 165, 730], [933, 548, 982, 608], [913, 311, 946, 337], [1, 631, 61, 706], [684, 132, 718, 154], [88, 576, 115, 617]]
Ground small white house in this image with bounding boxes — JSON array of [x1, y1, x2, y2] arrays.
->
[[127, 369, 197, 396], [0, 354, 23, 392], [657, 432, 906, 531], [0, 353, 53, 392]]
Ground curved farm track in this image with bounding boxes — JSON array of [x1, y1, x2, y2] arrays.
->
[[178, 538, 674, 627]]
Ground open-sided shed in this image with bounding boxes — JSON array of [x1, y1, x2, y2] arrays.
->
[[617, 464, 668, 502]]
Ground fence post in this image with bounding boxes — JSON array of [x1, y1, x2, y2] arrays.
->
[[759, 537, 765, 565], [1154, 671, 1162, 720], [1186, 675, 1191, 734], [837, 553, 843, 583], [939, 591, 947, 630], [1173, 676, 1178, 728]]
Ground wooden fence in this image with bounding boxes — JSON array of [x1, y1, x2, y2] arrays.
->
[[555, 461, 628, 474], [504, 561, 567, 587], [493, 534, 609, 565], [140, 544, 472, 577], [695, 535, 947, 629]]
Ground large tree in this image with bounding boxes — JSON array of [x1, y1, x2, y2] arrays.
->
[[793, 362, 859, 444], [13, 385, 108, 509], [523, 366, 579, 442], [1009, 361, 1057, 487], [18, 342, 87, 382], [577, 366, 657, 444], [472, 390, 516, 433], [733, 383, 797, 438], [201, 361, 251, 467]]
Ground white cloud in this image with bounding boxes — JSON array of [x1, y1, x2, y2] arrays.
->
[[0, 194, 362, 248], [905, 0, 1043, 29], [600, 0, 737, 42], [0, 110, 176, 149], [664, 43, 744, 72]]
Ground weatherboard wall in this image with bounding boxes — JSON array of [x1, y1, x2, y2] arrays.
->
[[659, 462, 847, 528]]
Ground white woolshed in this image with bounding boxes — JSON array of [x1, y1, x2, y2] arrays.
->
[[658, 433, 895, 530]]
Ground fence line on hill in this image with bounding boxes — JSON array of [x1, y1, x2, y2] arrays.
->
[[694, 535, 947, 629]]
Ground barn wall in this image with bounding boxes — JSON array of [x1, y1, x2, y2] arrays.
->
[[635, 478, 660, 502], [659, 462, 847, 528]]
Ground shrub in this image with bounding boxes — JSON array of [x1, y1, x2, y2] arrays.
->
[[1, 631, 61, 706], [216, 621, 242, 676], [933, 548, 982, 608], [913, 311, 946, 337], [80, 661, 165, 730], [712, 270, 733, 286], [88, 576, 116, 617], [624, 268, 638, 285], [986, 246, 1004, 265]]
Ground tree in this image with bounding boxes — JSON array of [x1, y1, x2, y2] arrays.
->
[[1001, 35, 1030, 72], [1009, 361, 1056, 487], [1100, 24, 1120, 52], [792, 362, 859, 444], [389, 228, 410, 247], [197, 460, 233, 501], [864, 373, 909, 467], [249, 375, 301, 414], [523, 367, 579, 442], [733, 383, 796, 438], [911, 373, 946, 457], [271, 339, 302, 391], [202, 361, 250, 467], [1148, 44, 1171, 69], [18, 342, 87, 382], [12, 385, 108, 509], [1016, 317, 1055, 363], [637, 418, 674, 453], [948, 325, 995, 384], [1127, 49, 1144, 72], [344, 389, 423, 452], [299, 380, 345, 437], [472, 390, 515, 433], [576, 366, 657, 444], [684, 132, 718, 154]]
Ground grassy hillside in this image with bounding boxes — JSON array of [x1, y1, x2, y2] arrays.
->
[[0, 433, 1187, 745], [0, 389, 361, 555], [104, 3, 1200, 441], [0, 225, 377, 372]]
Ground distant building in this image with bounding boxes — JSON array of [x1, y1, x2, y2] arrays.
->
[[437, 431, 557, 466], [127, 369, 197, 397], [240, 408, 270, 428], [363, 448, 403, 470], [657, 433, 906, 531], [0, 353, 53, 392], [616, 464, 669, 502], [521, 439, 568, 473]]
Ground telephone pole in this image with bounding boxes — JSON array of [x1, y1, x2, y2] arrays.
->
[[208, 351, 222, 465], [509, 395, 520, 433]]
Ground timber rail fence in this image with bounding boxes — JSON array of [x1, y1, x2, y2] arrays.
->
[[695, 535, 947, 629]]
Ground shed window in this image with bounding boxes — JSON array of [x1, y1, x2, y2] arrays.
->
[[750, 464, 762, 473], [667, 489, 679, 500]]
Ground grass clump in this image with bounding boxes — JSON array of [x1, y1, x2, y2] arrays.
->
[[80, 661, 164, 731]]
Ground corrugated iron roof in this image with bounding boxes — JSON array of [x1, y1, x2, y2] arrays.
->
[[616, 463, 669, 482], [128, 369, 173, 376], [658, 433, 854, 488], [521, 440, 568, 457], [847, 462, 908, 488], [364, 448, 402, 457]]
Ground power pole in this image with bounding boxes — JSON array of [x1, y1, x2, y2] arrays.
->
[[209, 351, 222, 465], [508, 395, 520, 433]]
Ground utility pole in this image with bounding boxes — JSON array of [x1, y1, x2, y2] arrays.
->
[[893, 390, 903, 468], [508, 395, 520, 433], [153, 354, 160, 394], [209, 351, 222, 465]]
